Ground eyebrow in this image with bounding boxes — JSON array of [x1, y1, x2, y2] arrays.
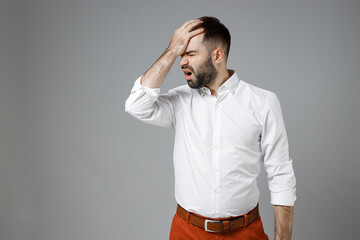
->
[[185, 50, 197, 55]]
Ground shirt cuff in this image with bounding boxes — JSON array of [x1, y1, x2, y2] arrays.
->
[[270, 188, 297, 206], [131, 76, 160, 100]]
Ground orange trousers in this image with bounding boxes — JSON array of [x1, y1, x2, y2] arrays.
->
[[169, 211, 269, 240]]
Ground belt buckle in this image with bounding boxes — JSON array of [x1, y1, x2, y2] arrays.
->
[[205, 219, 221, 233]]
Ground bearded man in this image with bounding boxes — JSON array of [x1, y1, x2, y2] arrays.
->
[[125, 16, 296, 240]]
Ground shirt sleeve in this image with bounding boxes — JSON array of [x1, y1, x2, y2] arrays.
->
[[260, 93, 297, 206], [124, 76, 176, 129]]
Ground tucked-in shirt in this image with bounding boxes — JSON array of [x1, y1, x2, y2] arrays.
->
[[125, 70, 296, 218]]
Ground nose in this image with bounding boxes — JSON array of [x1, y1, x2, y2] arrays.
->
[[179, 56, 188, 67]]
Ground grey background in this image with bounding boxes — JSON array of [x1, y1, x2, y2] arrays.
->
[[1, 0, 359, 239]]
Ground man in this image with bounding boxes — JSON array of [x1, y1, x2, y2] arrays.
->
[[125, 16, 296, 240]]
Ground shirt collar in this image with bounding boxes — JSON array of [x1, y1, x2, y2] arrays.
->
[[199, 69, 240, 96]]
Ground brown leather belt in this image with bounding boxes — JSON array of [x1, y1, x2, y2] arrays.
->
[[176, 204, 259, 233]]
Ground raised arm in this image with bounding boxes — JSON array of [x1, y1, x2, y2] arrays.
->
[[141, 19, 204, 88], [125, 19, 204, 128]]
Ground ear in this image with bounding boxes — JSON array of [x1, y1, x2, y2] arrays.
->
[[212, 47, 225, 64]]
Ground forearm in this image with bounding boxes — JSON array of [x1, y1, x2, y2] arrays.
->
[[140, 19, 203, 89], [141, 48, 178, 88], [274, 205, 294, 240]]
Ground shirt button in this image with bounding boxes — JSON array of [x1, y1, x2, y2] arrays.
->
[[213, 189, 219, 193], [213, 167, 218, 171], [215, 103, 219, 108]]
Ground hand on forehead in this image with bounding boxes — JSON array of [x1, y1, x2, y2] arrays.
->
[[186, 33, 206, 52]]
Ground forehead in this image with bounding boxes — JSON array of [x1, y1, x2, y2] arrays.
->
[[186, 33, 207, 52]]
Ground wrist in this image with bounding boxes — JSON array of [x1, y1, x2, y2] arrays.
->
[[274, 236, 291, 240], [165, 47, 180, 60]]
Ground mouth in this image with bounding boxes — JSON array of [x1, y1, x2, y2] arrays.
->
[[182, 69, 193, 80]]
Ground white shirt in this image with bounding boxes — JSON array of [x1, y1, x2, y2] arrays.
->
[[125, 70, 296, 218]]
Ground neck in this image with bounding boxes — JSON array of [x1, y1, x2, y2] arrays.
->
[[205, 67, 232, 96]]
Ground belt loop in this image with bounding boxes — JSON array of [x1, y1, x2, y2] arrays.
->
[[243, 214, 248, 227], [186, 212, 190, 223]]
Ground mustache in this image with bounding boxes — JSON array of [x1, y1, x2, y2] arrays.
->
[[181, 65, 194, 72]]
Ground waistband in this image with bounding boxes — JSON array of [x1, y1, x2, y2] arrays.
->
[[176, 204, 260, 233]]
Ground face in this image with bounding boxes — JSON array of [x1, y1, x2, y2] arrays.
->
[[180, 34, 217, 89]]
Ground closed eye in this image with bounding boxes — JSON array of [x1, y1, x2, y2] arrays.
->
[[185, 50, 197, 56]]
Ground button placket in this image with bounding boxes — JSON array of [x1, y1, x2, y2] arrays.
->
[[214, 102, 221, 217], [210, 101, 221, 215]]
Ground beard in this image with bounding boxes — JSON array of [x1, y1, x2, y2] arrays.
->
[[187, 56, 217, 89]]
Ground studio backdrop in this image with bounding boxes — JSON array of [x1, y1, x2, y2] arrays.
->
[[1, 0, 359, 239]]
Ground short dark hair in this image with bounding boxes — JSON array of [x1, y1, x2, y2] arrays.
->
[[192, 16, 231, 61]]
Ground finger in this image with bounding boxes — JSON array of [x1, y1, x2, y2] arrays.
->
[[184, 19, 201, 27], [185, 23, 203, 35], [185, 20, 202, 30], [182, 19, 202, 30], [178, 20, 195, 30], [189, 27, 204, 37]]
